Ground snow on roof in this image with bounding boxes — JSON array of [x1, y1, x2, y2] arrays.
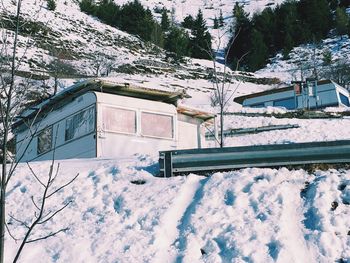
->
[[177, 104, 216, 121], [234, 79, 333, 104], [13, 78, 190, 128]]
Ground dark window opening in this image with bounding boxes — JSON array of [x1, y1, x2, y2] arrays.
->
[[37, 126, 52, 155]]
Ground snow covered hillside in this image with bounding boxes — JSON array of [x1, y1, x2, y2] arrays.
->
[[4, 157, 350, 262], [258, 35, 350, 83], [2, 1, 350, 261], [120, 0, 286, 24]]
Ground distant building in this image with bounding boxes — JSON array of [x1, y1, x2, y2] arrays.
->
[[13, 79, 215, 162], [234, 80, 350, 110]]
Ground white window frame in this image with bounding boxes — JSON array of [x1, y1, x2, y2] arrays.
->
[[101, 105, 138, 136], [64, 105, 96, 143], [140, 110, 175, 140], [37, 126, 53, 155]]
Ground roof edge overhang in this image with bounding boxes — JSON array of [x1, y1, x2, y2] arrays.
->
[[177, 104, 216, 122], [12, 78, 190, 129], [233, 79, 333, 105]]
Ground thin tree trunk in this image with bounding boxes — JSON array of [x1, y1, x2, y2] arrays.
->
[[220, 106, 224, 148], [0, 2, 21, 262]]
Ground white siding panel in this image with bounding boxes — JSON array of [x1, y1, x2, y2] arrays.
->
[[98, 133, 176, 158], [177, 120, 198, 149]]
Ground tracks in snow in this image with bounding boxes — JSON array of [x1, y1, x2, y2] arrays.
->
[[152, 175, 207, 263]]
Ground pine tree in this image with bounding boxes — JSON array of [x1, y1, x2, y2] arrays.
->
[[95, 0, 120, 27], [182, 15, 195, 29], [322, 49, 332, 65], [247, 29, 268, 71], [298, 0, 332, 41], [119, 0, 155, 41], [219, 10, 224, 27], [190, 9, 212, 59], [161, 8, 170, 31], [47, 0, 56, 10], [213, 16, 219, 29], [329, 0, 339, 10], [340, 0, 350, 7], [151, 22, 164, 47], [165, 26, 190, 60], [227, 3, 251, 69], [335, 7, 349, 36], [79, 0, 96, 14], [252, 7, 276, 53], [282, 32, 294, 59]]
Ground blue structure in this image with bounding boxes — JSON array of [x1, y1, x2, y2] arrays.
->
[[234, 80, 350, 110]]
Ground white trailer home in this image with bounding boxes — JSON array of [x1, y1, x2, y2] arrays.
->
[[234, 80, 350, 110], [13, 79, 215, 162]]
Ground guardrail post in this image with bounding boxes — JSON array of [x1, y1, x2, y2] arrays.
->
[[159, 151, 173, 177]]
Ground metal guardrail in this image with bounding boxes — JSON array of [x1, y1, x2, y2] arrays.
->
[[205, 124, 300, 139], [159, 140, 350, 177]]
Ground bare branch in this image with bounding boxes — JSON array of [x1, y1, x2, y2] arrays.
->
[[47, 173, 79, 198], [30, 196, 40, 211], [8, 215, 29, 230], [38, 201, 71, 225], [26, 162, 45, 187], [26, 228, 69, 244], [5, 222, 19, 242], [50, 163, 60, 186]]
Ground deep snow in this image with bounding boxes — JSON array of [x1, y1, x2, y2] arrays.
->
[[2, 0, 350, 262], [4, 157, 350, 262]]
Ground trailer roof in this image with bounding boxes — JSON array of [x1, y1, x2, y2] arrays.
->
[[13, 78, 190, 128], [233, 80, 333, 104], [177, 104, 216, 121]]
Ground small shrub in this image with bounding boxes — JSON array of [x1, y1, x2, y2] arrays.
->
[[47, 0, 56, 11]]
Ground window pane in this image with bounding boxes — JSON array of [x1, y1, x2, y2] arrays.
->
[[102, 107, 136, 134], [141, 112, 173, 139], [65, 106, 95, 141], [340, 93, 350, 106], [37, 127, 52, 154]]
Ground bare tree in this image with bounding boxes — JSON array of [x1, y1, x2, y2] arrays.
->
[[1, 1, 78, 262], [10, 159, 79, 262], [1, 2, 24, 260], [92, 51, 115, 77], [206, 28, 246, 147], [47, 57, 77, 96]]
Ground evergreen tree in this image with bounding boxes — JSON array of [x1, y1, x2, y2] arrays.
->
[[247, 29, 268, 71], [322, 48, 333, 65], [151, 22, 164, 47], [282, 32, 294, 59], [161, 8, 170, 31], [213, 16, 219, 29], [119, 1, 155, 41], [227, 3, 252, 70], [340, 0, 350, 7], [298, 0, 332, 41], [190, 10, 212, 59], [335, 7, 349, 36], [252, 7, 276, 53], [274, 2, 304, 51], [219, 10, 224, 27], [47, 0, 56, 11], [165, 26, 190, 59], [182, 15, 195, 29], [95, 0, 120, 27], [329, 0, 339, 10], [142, 8, 157, 41], [79, 0, 96, 14]]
